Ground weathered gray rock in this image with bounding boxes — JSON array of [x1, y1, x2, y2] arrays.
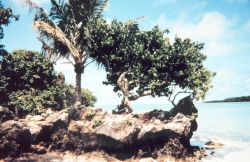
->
[[0, 120, 32, 158], [50, 102, 198, 153], [169, 96, 198, 117], [18, 109, 70, 143], [0, 97, 201, 161], [29, 115, 45, 121], [24, 121, 43, 143], [95, 114, 140, 141], [143, 109, 171, 121], [31, 109, 69, 143], [94, 114, 142, 148], [204, 140, 224, 149], [138, 113, 194, 145], [68, 120, 85, 133], [0, 106, 15, 122]]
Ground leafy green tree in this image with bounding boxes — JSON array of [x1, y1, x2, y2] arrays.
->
[[0, 0, 18, 55], [0, 50, 97, 116], [90, 20, 214, 113], [24, 0, 108, 106], [0, 50, 65, 115]]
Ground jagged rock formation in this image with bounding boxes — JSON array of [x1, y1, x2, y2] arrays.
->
[[0, 106, 15, 123], [0, 96, 206, 161]]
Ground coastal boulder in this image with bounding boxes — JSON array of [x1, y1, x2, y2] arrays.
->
[[19, 109, 70, 144], [31, 109, 69, 143], [0, 120, 32, 158], [0, 106, 15, 122], [0, 97, 202, 161], [169, 96, 198, 117], [204, 140, 224, 149], [137, 113, 195, 148], [142, 109, 171, 121], [94, 114, 142, 149], [50, 111, 143, 151]]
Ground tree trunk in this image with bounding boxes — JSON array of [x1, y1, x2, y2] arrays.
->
[[74, 63, 83, 106], [75, 71, 82, 106], [118, 96, 133, 113], [116, 72, 133, 113]]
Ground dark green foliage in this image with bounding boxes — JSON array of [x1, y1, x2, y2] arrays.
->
[[0, 50, 97, 115], [0, 50, 65, 115], [90, 20, 148, 93], [0, 0, 18, 55], [0, 50, 56, 92]]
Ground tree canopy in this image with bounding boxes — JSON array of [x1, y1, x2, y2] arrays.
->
[[0, 50, 97, 116], [0, 50, 65, 115], [90, 20, 215, 113]]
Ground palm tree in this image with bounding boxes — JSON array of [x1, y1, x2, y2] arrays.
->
[[24, 0, 108, 106]]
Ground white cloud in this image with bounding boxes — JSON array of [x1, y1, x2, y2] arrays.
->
[[156, 12, 245, 56], [156, 12, 231, 40], [205, 68, 250, 100]]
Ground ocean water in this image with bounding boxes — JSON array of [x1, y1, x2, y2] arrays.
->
[[193, 102, 250, 162], [98, 102, 250, 162]]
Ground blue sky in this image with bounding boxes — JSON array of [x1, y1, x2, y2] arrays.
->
[[2, 0, 250, 106]]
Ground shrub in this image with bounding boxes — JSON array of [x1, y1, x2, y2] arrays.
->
[[92, 118, 103, 128], [64, 84, 97, 107], [0, 50, 97, 116], [81, 88, 97, 107], [0, 50, 65, 115]]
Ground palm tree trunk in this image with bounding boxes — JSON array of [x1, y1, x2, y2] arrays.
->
[[74, 63, 83, 106], [75, 71, 82, 106]]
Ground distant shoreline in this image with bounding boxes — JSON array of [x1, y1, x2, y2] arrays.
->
[[204, 100, 250, 103], [204, 95, 250, 103]]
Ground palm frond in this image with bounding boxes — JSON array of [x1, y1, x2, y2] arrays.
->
[[22, 0, 40, 10], [34, 21, 81, 63], [95, 0, 109, 19]]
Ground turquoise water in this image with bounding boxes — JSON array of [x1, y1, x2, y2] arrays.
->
[[193, 102, 250, 162], [98, 102, 250, 162]]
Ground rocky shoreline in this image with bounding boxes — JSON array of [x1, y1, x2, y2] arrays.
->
[[0, 97, 208, 162]]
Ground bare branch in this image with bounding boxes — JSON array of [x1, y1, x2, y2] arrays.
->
[[170, 88, 192, 106], [130, 91, 152, 101]]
